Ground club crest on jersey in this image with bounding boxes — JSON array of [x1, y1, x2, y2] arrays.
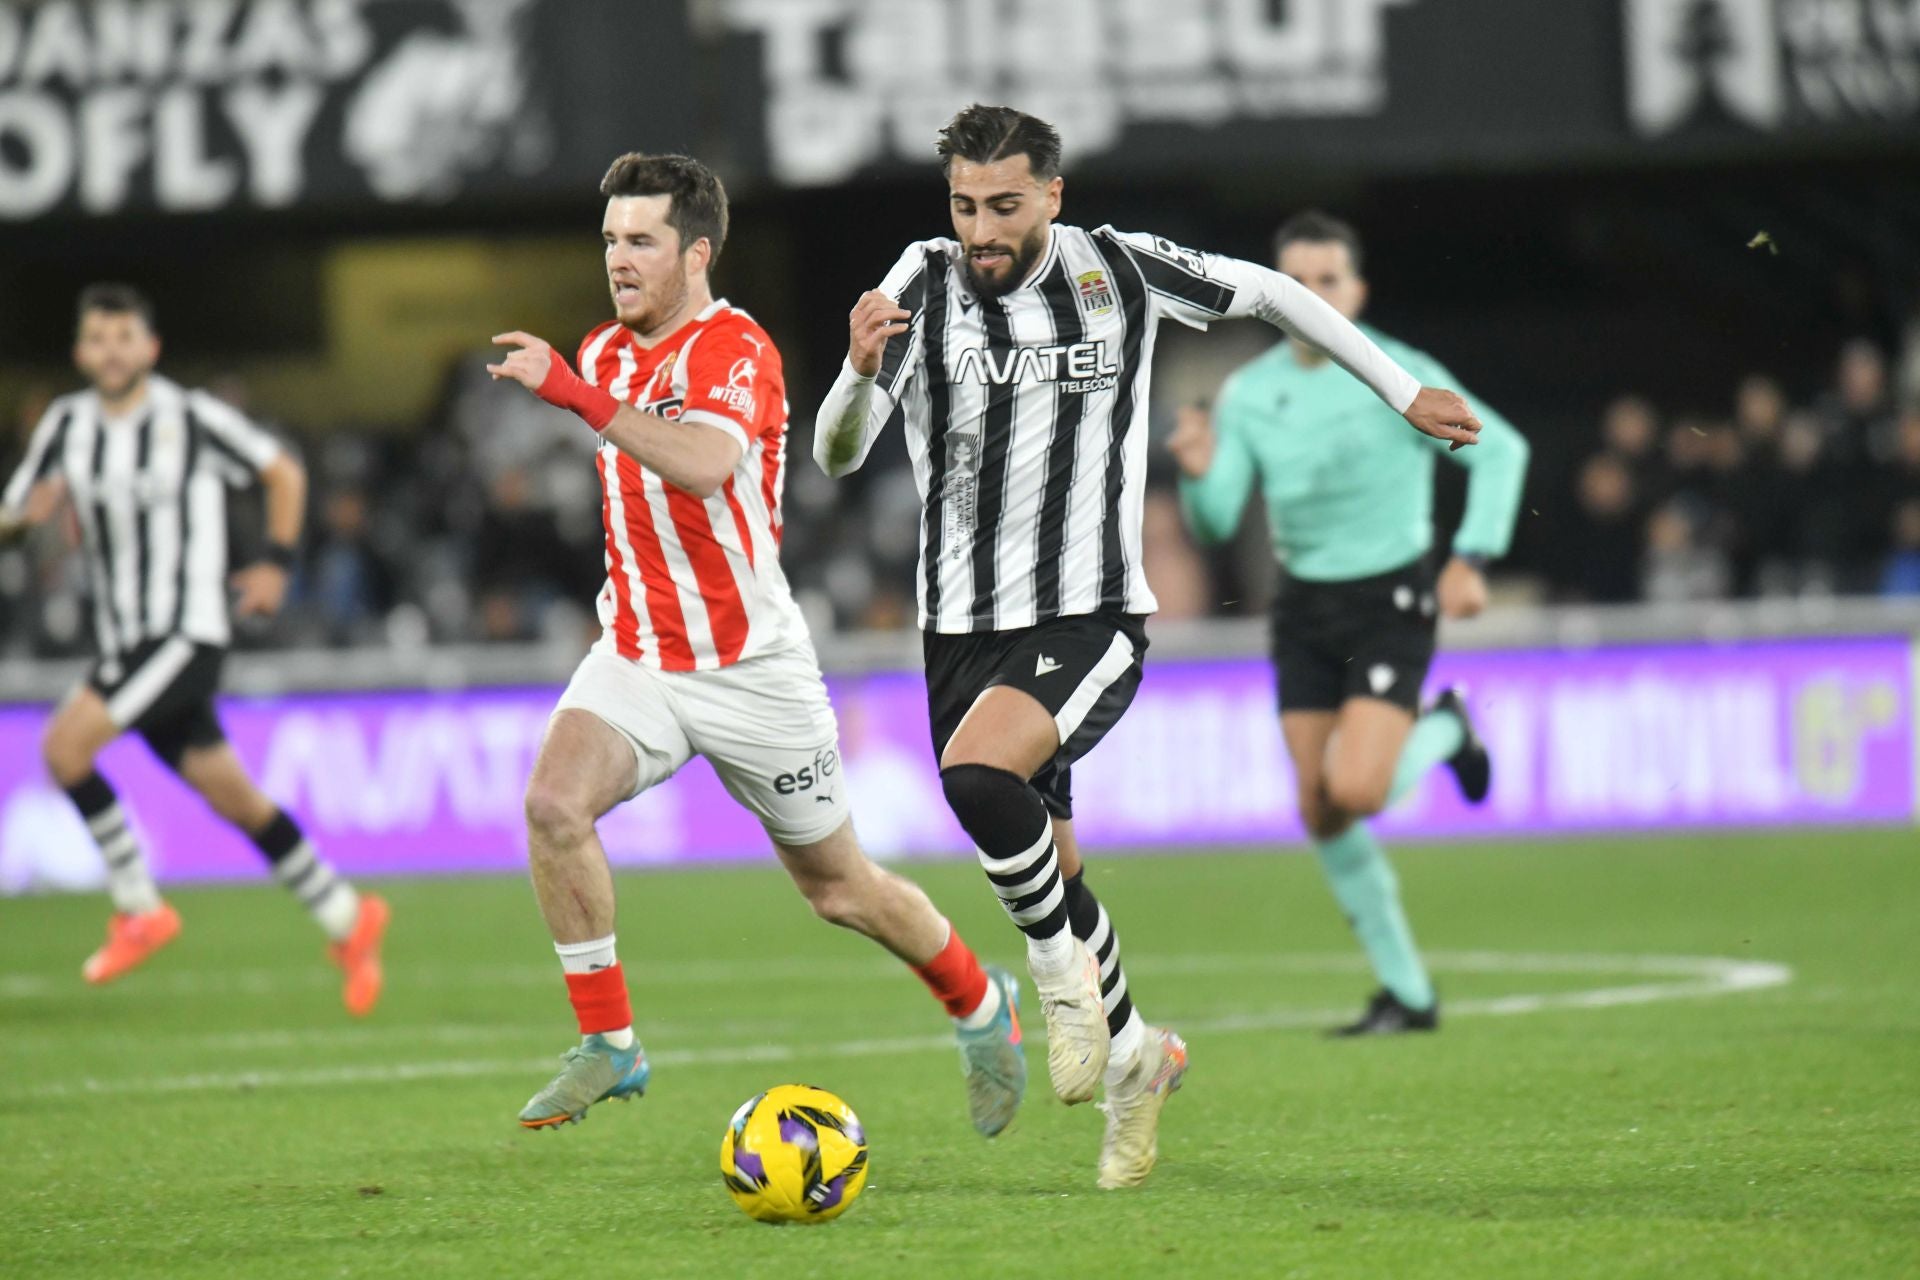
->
[[647, 350, 679, 401], [1076, 269, 1114, 315]]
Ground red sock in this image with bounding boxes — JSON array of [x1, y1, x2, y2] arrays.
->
[[913, 927, 990, 1019], [563, 962, 632, 1035]]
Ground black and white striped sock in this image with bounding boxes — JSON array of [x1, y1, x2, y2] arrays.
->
[[252, 811, 360, 942], [940, 764, 1076, 973], [1063, 870, 1147, 1081], [65, 772, 162, 916]]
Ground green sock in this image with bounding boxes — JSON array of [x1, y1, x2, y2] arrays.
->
[[1314, 824, 1434, 1011], [1385, 707, 1466, 809]]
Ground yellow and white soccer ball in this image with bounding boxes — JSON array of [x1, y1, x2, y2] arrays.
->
[[719, 1084, 869, 1225]]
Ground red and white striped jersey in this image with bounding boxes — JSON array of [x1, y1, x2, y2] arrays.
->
[[577, 299, 806, 671]]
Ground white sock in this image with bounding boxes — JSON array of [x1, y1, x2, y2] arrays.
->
[[1105, 1009, 1148, 1087], [599, 1026, 636, 1049], [554, 934, 618, 974], [89, 805, 163, 916], [1026, 928, 1077, 980], [955, 971, 1003, 1031], [272, 841, 360, 942]]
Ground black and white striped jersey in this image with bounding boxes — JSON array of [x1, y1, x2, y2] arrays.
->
[[1, 375, 283, 659], [816, 223, 1422, 635]]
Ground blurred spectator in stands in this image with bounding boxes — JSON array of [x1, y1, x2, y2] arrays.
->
[[1896, 302, 1920, 406], [1600, 394, 1665, 501], [1813, 339, 1897, 463], [1662, 417, 1716, 511], [1873, 405, 1920, 565], [1554, 453, 1641, 603], [1726, 374, 1791, 592], [1766, 413, 1855, 596], [302, 486, 392, 646], [1734, 375, 1787, 449], [1643, 498, 1730, 602], [471, 465, 571, 641], [1883, 405, 1920, 500], [1884, 501, 1920, 596]]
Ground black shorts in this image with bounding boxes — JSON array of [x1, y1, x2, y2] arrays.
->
[[924, 612, 1149, 820], [1270, 558, 1437, 714], [88, 636, 228, 768]]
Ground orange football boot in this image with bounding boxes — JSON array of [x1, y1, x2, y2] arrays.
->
[[81, 903, 182, 984], [329, 894, 390, 1017]]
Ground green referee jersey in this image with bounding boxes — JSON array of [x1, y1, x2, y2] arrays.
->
[[1178, 326, 1530, 582]]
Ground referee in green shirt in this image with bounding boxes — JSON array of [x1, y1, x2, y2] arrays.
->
[[1169, 212, 1530, 1035]]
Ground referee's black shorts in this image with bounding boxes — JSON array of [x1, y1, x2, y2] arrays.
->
[[1270, 557, 1437, 715], [88, 636, 229, 768], [924, 611, 1148, 820]]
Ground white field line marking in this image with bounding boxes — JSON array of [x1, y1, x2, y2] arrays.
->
[[12, 952, 1792, 1101], [0, 949, 1785, 1000]]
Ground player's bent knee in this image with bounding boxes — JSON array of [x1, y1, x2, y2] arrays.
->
[[523, 779, 594, 850], [1323, 773, 1389, 820], [939, 763, 1027, 833], [41, 727, 94, 787]]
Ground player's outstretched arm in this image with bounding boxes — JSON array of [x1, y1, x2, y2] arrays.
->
[[815, 290, 911, 478], [1117, 230, 1481, 450], [489, 331, 742, 498], [1227, 259, 1480, 449]]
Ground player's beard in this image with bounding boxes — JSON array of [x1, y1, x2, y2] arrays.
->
[[965, 223, 1048, 299], [89, 365, 149, 405], [614, 265, 692, 338]]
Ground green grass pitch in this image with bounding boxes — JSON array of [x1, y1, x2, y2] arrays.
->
[[3, 832, 1917, 1279]]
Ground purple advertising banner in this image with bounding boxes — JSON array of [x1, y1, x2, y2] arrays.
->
[[1, 636, 1913, 892]]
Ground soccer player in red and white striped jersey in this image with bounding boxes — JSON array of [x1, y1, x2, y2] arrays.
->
[[487, 153, 1026, 1137], [573, 295, 797, 670]]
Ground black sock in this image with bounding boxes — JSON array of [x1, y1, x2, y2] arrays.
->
[[1062, 870, 1135, 1038], [939, 764, 1072, 942], [249, 809, 357, 937], [248, 810, 305, 865]]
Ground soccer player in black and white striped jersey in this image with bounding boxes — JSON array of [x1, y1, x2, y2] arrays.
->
[[0, 285, 389, 1011], [816, 105, 1483, 1188]]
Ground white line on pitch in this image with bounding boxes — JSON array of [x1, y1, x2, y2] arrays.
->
[[12, 954, 1792, 1101], [0, 949, 1782, 1001]]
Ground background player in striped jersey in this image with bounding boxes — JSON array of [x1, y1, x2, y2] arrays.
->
[[0, 285, 388, 1010], [1170, 212, 1531, 1035], [815, 105, 1484, 1188], [486, 153, 1025, 1135]]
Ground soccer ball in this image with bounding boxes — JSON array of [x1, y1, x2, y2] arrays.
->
[[719, 1084, 869, 1225]]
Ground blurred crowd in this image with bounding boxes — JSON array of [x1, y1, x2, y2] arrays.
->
[[4, 332, 1920, 659], [1551, 339, 1920, 604]]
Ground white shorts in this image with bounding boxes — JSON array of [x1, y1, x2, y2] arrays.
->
[[553, 637, 851, 846]]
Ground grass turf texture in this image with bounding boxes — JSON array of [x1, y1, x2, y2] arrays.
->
[[2, 832, 1916, 1279]]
